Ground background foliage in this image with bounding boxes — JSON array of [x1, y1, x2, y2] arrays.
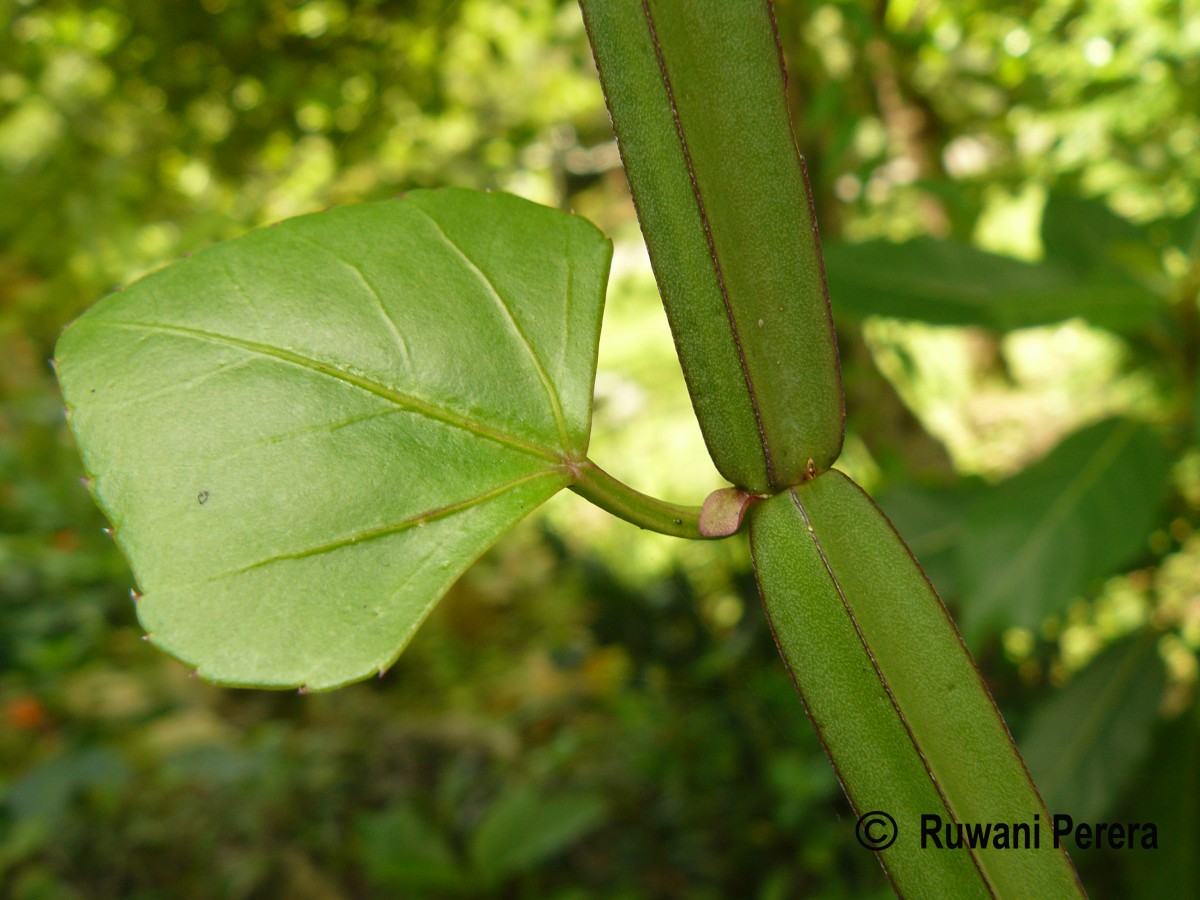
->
[[2, 0, 1198, 896]]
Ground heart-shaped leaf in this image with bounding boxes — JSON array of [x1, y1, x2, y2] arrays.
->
[[55, 188, 611, 690]]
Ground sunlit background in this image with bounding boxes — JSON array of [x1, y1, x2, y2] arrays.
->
[[3, 0, 1199, 896]]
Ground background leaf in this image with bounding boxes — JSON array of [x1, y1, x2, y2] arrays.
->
[[1040, 194, 1160, 281], [956, 419, 1169, 640], [55, 188, 611, 690], [1124, 707, 1200, 898], [823, 237, 1162, 332], [468, 786, 606, 887], [1020, 636, 1166, 824], [357, 806, 466, 895], [876, 481, 979, 600]]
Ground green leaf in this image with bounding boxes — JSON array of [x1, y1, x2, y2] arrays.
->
[[822, 237, 1162, 332], [1125, 707, 1200, 898], [876, 481, 979, 601], [750, 470, 1082, 897], [581, 0, 844, 493], [468, 786, 606, 887], [357, 806, 466, 894], [1020, 635, 1166, 824], [3, 748, 131, 823], [956, 419, 1169, 641], [55, 188, 612, 690], [1040, 193, 1158, 280]]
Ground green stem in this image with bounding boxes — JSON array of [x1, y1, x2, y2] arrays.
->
[[569, 459, 713, 539]]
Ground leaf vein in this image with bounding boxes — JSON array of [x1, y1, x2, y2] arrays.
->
[[288, 233, 415, 375], [101, 355, 256, 410], [216, 467, 564, 580], [96, 319, 558, 462], [410, 204, 573, 449]]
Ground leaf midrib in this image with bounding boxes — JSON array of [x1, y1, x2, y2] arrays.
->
[[91, 319, 563, 463]]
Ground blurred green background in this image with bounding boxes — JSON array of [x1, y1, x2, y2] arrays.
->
[[3, 0, 1199, 896]]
